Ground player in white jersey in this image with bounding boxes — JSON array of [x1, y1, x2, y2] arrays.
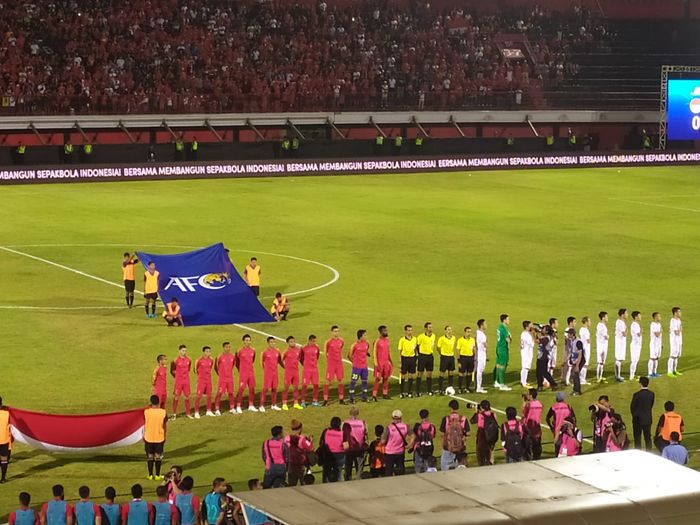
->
[[519, 320, 535, 388], [648, 311, 662, 377], [475, 319, 489, 393], [628, 311, 642, 380], [668, 306, 683, 377], [614, 308, 628, 382], [578, 316, 591, 385], [595, 311, 609, 382], [547, 318, 559, 377]]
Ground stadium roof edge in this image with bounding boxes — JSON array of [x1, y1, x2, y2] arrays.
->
[[0, 110, 659, 131], [234, 450, 700, 525]]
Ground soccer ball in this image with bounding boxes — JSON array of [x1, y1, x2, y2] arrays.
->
[[445, 386, 456, 396]]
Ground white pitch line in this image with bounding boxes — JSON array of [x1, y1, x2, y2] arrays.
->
[[608, 197, 700, 214], [2, 243, 340, 299], [0, 305, 125, 310], [2, 246, 584, 446]]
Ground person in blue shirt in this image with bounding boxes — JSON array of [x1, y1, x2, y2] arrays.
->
[[9, 492, 38, 525], [120, 485, 151, 525], [74, 486, 101, 525], [100, 487, 120, 525], [202, 478, 225, 525], [41, 485, 73, 525], [153, 486, 177, 525], [662, 431, 689, 466], [174, 477, 200, 525]]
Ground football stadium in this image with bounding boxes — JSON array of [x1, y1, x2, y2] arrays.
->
[[1, 0, 700, 524]]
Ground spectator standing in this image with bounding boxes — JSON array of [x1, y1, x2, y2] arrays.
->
[[15, 142, 26, 165], [382, 410, 409, 476], [630, 376, 655, 451], [661, 432, 688, 465], [522, 389, 543, 460], [284, 420, 314, 486], [319, 417, 345, 483], [63, 142, 74, 164], [367, 425, 386, 478], [262, 426, 286, 489], [470, 400, 499, 466], [411, 409, 436, 474], [343, 407, 368, 480], [655, 401, 684, 452], [501, 407, 526, 463], [174, 137, 185, 161], [439, 400, 470, 471], [546, 392, 575, 455]]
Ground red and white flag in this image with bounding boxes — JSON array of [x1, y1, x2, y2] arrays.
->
[[9, 407, 145, 453]]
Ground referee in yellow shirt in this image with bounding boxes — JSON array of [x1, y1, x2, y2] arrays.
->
[[415, 322, 436, 396], [243, 257, 261, 297], [398, 325, 418, 398], [437, 325, 456, 394], [457, 326, 476, 393], [144, 261, 160, 319]]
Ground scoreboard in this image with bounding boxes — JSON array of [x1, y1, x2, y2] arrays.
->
[[667, 79, 700, 140]]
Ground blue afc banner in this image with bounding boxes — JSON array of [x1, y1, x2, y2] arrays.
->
[[667, 79, 700, 140], [137, 243, 274, 326]]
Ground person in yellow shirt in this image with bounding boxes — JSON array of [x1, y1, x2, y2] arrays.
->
[[415, 322, 436, 397], [243, 257, 262, 297], [143, 261, 160, 319], [0, 396, 11, 483], [144, 395, 167, 480], [437, 325, 456, 394], [122, 252, 139, 308], [457, 326, 476, 393], [270, 292, 289, 321], [398, 325, 417, 398], [162, 298, 184, 327]]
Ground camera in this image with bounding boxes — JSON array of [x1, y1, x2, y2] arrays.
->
[[465, 402, 476, 409], [588, 404, 598, 412]]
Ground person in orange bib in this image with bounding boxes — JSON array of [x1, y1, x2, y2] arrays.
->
[[162, 298, 184, 327], [0, 396, 11, 483], [144, 261, 160, 319], [122, 252, 139, 308], [144, 395, 167, 480], [243, 257, 261, 297], [270, 292, 289, 321]]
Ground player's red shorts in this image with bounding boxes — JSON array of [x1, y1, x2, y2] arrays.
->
[[302, 368, 319, 386], [325, 361, 344, 382], [284, 372, 299, 387], [374, 362, 393, 379], [238, 372, 256, 390], [196, 380, 212, 396], [153, 389, 167, 406], [174, 381, 191, 397], [217, 379, 234, 395], [263, 372, 279, 390]]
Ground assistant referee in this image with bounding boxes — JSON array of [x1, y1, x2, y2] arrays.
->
[[144, 395, 167, 480]]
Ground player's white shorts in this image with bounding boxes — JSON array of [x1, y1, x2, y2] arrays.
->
[[583, 346, 591, 367], [597, 346, 608, 365], [649, 343, 662, 360], [670, 339, 681, 358], [476, 353, 487, 374], [521, 350, 533, 370], [630, 343, 642, 363], [548, 347, 557, 369], [614, 337, 626, 361]]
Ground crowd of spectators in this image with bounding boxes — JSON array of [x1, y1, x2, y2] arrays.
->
[[0, 1, 612, 115]]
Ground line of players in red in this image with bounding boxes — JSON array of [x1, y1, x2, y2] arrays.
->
[[152, 326, 393, 418]]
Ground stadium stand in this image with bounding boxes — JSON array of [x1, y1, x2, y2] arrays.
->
[[0, 0, 611, 115]]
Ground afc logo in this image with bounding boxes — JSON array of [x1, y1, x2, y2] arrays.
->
[[164, 272, 231, 292]]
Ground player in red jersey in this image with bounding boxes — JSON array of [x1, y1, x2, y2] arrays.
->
[[194, 346, 214, 418], [152, 354, 168, 409], [372, 325, 393, 401], [281, 336, 303, 410], [170, 345, 192, 419], [323, 325, 345, 406], [214, 341, 236, 415], [259, 337, 282, 412], [300, 335, 321, 407], [236, 335, 257, 413], [348, 329, 370, 403]]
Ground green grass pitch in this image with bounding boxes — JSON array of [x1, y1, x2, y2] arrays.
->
[[1, 166, 699, 516]]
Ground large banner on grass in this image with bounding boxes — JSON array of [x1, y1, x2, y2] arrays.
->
[[9, 407, 145, 453], [137, 243, 273, 326]]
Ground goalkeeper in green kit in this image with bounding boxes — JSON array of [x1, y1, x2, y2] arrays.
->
[[495, 314, 512, 391]]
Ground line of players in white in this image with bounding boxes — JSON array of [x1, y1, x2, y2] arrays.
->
[[517, 307, 684, 388]]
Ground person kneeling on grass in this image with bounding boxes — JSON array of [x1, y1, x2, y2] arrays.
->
[[270, 293, 289, 321], [163, 298, 184, 327]]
